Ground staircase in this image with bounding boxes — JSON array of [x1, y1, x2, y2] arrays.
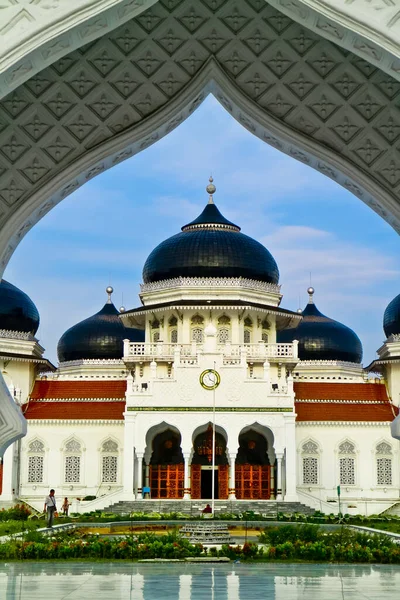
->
[[383, 502, 400, 516], [102, 499, 316, 517], [181, 522, 232, 545]]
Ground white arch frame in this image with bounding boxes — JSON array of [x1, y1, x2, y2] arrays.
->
[[1, 0, 400, 101]]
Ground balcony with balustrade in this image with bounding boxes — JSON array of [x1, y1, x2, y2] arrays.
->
[[123, 340, 298, 366]]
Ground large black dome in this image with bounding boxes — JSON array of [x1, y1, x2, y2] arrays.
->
[[57, 288, 144, 362], [0, 279, 40, 334], [277, 288, 363, 363], [142, 180, 279, 285], [383, 293, 400, 338]]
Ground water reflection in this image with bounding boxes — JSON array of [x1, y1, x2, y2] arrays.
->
[[1, 563, 400, 599]]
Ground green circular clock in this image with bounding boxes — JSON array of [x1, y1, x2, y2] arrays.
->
[[199, 369, 221, 390]]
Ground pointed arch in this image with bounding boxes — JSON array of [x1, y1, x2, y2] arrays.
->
[[26, 436, 46, 484], [337, 438, 357, 486], [300, 437, 321, 486], [62, 435, 84, 485]]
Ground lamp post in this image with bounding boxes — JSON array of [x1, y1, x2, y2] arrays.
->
[[211, 361, 216, 516]]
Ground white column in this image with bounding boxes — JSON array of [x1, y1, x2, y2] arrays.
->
[[284, 417, 298, 501], [276, 453, 283, 501], [122, 419, 135, 499], [263, 360, 270, 381], [183, 452, 191, 500], [136, 453, 144, 499], [229, 453, 236, 500], [0, 444, 15, 501], [270, 463, 275, 499]]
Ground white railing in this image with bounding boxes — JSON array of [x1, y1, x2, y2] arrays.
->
[[124, 341, 298, 361]]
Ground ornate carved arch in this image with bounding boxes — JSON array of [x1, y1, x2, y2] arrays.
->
[[0, 0, 399, 277], [1, 0, 400, 99]]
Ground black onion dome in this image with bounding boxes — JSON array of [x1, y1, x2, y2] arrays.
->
[[277, 288, 363, 363], [57, 289, 144, 362], [0, 279, 40, 334], [383, 293, 400, 338], [142, 179, 279, 284]]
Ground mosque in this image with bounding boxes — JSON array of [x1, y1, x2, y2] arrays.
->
[[0, 179, 399, 515]]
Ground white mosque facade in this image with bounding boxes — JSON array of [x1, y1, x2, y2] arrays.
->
[[0, 179, 399, 515]]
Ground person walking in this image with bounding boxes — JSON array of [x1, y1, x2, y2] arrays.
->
[[62, 497, 71, 516], [44, 489, 57, 528]]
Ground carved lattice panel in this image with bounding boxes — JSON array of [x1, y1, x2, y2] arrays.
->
[[191, 464, 201, 499], [0, 0, 399, 261], [28, 455, 44, 483], [218, 464, 229, 500], [339, 457, 355, 485], [377, 457, 392, 485], [102, 455, 118, 483], [64, 455, 80, 483], [150, 464, 184, 499], [235, 464, 271, 499], [302, 456, 318, 485]]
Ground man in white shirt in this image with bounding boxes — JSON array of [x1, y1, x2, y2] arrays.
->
[[43, 489, 57, 528]]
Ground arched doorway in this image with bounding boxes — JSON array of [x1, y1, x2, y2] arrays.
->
[[235, 430, 272, 500], [148, 428, 184, 499], [191, 423, 228, 500]]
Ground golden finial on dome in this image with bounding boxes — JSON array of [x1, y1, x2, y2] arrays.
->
[[206, 175, 216, 204]]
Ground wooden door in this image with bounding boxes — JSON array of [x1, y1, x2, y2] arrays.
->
[[218, 464, 229, 499], [191, 464, 201, 499], [149, 464, 184, 498], [235, 464, 271, 499]]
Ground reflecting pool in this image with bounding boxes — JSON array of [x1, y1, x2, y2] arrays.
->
[[1, 563, 400, 599]]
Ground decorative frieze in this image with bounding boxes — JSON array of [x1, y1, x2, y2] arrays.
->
[[140, 277, 281, 294], [0, 329, 35, 340]]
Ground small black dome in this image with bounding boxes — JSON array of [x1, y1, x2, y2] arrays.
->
[[143, 192, 279, 284], [0, 279, 40, 334], [383, 293, 400, 338], [277, 289, 363, 363], [57, 291, 144, 362]]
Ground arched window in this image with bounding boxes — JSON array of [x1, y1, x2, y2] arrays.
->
[[244, 316, 252, 344], [101, 440, 118, 483], [261, 318, 269, 343], [27, 439, 45, 483], [376, 442, 393, 486], [191, 315, 204, 343], [339, 440, 356, 485], [151, 318, 160, 343], [64, 439, 82, 484], [301, 441, 319, 485], [218, 315, 230, 344], [169, 316, 178, 343]]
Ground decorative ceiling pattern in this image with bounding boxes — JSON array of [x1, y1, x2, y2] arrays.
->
[[0, 0, 399, 258]]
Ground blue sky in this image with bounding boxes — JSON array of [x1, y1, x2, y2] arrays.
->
[[5, 95, 399, 365]]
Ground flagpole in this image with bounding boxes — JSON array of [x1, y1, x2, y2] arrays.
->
[[211, 361, 216, 516]]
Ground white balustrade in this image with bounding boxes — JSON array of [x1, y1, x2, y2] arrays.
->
[[124, 341, 298, 361]]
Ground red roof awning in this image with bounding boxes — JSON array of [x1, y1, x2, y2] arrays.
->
[[30, 380, 126, 399], [23, 400, 125, 420], [294, 382, 389, 402]]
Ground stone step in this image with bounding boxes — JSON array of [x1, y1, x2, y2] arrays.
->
[[103, 499, 316, 516]]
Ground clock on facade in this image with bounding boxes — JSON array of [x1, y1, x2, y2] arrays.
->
[[199, 369, 221, 390]]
